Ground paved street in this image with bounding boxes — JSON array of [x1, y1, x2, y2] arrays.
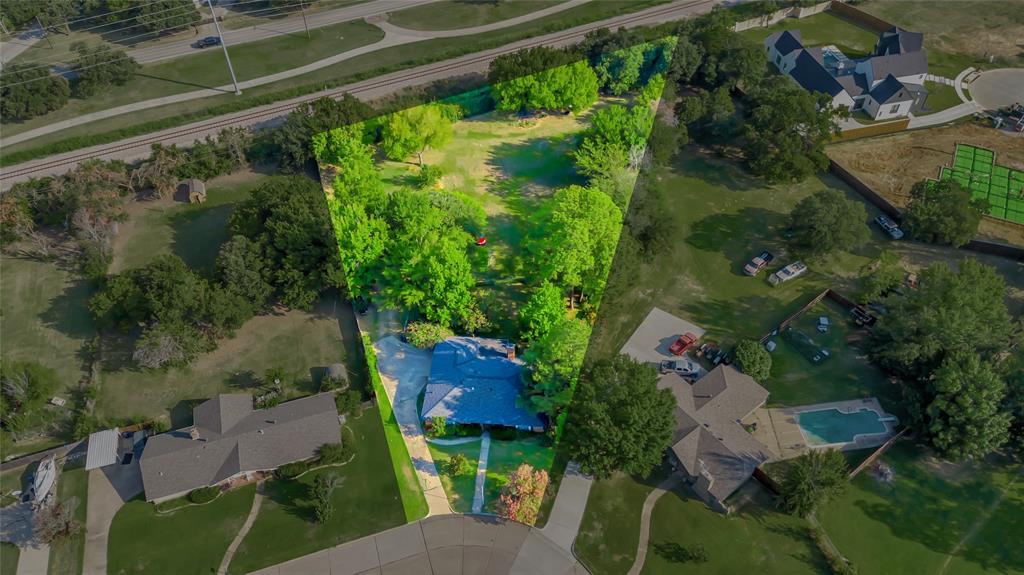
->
[[968, 68, 1024, 111]]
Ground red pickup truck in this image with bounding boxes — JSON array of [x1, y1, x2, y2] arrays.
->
[[669, 332, 699, 355]]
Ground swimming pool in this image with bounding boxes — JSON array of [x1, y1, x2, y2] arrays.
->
[[797, 408, 887, 446]]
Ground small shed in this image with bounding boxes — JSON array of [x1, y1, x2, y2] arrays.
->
[[180, 179, 206, 204], [85, 427, 120, 470]]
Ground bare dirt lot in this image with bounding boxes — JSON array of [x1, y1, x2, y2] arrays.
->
[[827, 123, 1024, 246]]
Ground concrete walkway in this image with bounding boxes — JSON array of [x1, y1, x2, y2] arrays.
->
[[471, 432, 491, 513], [373, 335, 452, 517], [539, 462, 593, 554], [426, 436, 483, 446], [217, 481, 265, 575], [14, 543, 49, 575], [82, 463, 143, 575], [625, 474, 684, 575], [954, 67, 976, 104], [907, 100, 982, 129]]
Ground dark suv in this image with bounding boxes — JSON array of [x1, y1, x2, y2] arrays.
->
[[193, 36, 221, 49]]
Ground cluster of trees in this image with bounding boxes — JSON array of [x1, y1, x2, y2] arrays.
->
[[902, 179, 987, 248], [256, 94, 375, 173], [0, 360, 60, 436], [134, 128, 252, 197], [734, 339, 771, 381], [787, 189, 869, 258], [100, 0, 201, 34], [0, 43, 138, 122], [869, 259, 1020, 460], [489, 48, 598, 114]]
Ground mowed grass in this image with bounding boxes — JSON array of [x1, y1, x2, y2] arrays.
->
[[737, 11, 881, 57], [641, 485, 828, 575], [575, 467, 670, 575], [0, 465, 31, 507], [1, 20, 385, 138], [228, 407, 408, 574], [1, 543, 18, 575], [923, 81, 962, 113], [819, 442, 1024, 575], [47, 462, 87, 575], [388, 0, 565, 30], [107, 483, 256, 575], [427, 440, 482, 513], [482, 435, 555, 515]]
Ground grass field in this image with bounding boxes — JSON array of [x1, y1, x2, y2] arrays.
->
[[107, 483, 256, 575], [388, 0, 565, 30], [640, 485, 828, 575], [1, 20, 385, 139], [2, 0, 662, 158], [228, 406, 408, 574], [819, 442, 1024, 575], [426, 439, 482, 513], [1, 543, 18, 575], [737, 11, 881, 58], [0, 466, 31, 507], [481, 435, 556, 515], [575, 467, 670, 575], [47, 462, 87, 575], [923, 81, 962, 113]]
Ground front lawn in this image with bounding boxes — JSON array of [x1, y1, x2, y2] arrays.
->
[[426, 440, 482, 513], [922, 81, 962, 113], [819, 442, 1024, 575], [737, 11, 881, 58], [107, 483, 256, 575], [47, 462, 88, 575], [228, 406, 408, 574], [1, 543, 18, 575], [0, 466, 32, 508], [482, 434, 557, 515]]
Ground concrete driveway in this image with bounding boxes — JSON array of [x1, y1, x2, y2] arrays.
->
[[969, 69, 1024, 110], [83, 461, 143, 575]]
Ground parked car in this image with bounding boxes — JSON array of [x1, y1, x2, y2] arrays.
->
[[768, 261, 807, 285], [743, 250, 775, 276], [660, 359, 699, 377], [874, 214, 904, 239], [193, 36, 221, 49], [669, 332, 699, 355]]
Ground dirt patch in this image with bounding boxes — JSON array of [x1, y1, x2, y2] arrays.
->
[[827, 123, 1024, 245]]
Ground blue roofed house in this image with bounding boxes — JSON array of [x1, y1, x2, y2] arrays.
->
[[421, 337, 545, 431], [765, 26, 929, 120]]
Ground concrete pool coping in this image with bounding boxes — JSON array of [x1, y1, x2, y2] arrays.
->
[[752, 398, 898, 461]]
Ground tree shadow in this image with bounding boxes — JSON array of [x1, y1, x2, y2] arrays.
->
[[265, 477, 316, 523], [38, 279, 96, 340], [131, 72, 231, 93], [169, 204, 236, 271], [485, 135, 584, 197], [168, 399, 205, 429], [225, 371, 258, 390], [685, 207, 790, 277]]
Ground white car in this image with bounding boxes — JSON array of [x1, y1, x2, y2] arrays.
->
[[768, 261, 807, 285], [660, 359, 700, 377], [874, 214, 904, 239]]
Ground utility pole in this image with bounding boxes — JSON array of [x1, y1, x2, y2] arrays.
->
[[35, 16, 54, 49], [206, 0, 241, 95], [0, 19, 10, 35], [298, 0, 310, 39]]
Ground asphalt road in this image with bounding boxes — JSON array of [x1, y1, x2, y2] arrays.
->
[[0, 0, 721, 188]]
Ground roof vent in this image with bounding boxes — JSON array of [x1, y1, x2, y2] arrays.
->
[[258, 429, 264, 435]]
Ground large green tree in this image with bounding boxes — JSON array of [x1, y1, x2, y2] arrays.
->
[[216, 235, 274, 312], [380, 103, 461, 165], [71, 44, 139, 98], [0, 63, 70, 121], [566, 354, 676, 479], [902, 179, 986, 247], [519, 281, 567, 342], [734, 340, 771, 381], [788, 189, 869, 257], [264, 95, 374, 173], [135, 0, 199, 33], [779, 449, 848, 517], [858, 249, 904, 304], [492, 58, 598, 114], [522, 317, 591, 415]]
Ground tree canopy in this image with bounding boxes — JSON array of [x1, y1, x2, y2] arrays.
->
[[492, 59, 598, 114], [71, 44, 139, 98], [788, 189, 869, 257], [522, 317, 591, 415], [735, 340, 771, 381], [566, 354, 677, 479], [263, 95, 374, 173], [902, 179, 986, 247], [519, 281, 566, 342], [0, 63, 70, 121], [380, 103, 461, 164], [779, 449, 848, 517]]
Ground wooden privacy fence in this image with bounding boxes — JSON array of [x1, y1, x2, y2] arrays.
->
[[753, 466, 781, 495], [828, 0, 893, 32], [833, 118, 911, 142], [848, 427, 909, 479]]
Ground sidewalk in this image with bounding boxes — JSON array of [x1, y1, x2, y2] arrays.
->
[[14, 543, 48, 575], [540, 462, 593, 553]]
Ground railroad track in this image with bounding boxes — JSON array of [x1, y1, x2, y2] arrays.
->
[[0, 0, 716, 183]]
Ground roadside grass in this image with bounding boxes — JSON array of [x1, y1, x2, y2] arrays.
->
[[362, 335, 429, 522], [641, 485, 828, 575], [0, 20, 385, 139], [1, 0, 664, 161], [426, 440, 482, 513], [0, 465, 32, 507], [1, 543, 18, 575], [228, 406, 408, 574], [575, 466, 670, 575], [109, 170, 269, 273], [818, 442, 1024, 575], [922, 80, 962, 113], [47, 461, 87, 575], [388, 0, 565, 30], [737, 11, 881, 57], [482, 434, 555, 515], [107, 483, 256, 575]]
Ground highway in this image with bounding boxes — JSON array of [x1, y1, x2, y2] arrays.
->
[[0, 0, 721, 188]]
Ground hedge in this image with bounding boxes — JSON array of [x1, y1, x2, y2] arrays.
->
[[187, 485, 220, 504]]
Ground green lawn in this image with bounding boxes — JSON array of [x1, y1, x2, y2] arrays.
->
[[107, 483, 256, 575], [388, 0, 565, 30], [923, 81, 962, 113], [2, 20, 385, 139], [47, 462, 88, 575], [228, 406, 408, 574], [819, 442, 1024, 575], [737, 11, 881, 58], [0, 465, 32, 508], [575, 467, 670, 575], [641, 486, 828, 575], [426, 440, 482, 513], [3, 0, 664, 159], [482, 434, 555, 515], [1, 543, 18, 575]]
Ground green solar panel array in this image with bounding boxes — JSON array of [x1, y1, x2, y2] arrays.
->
[[938, 144, 1024, 224]]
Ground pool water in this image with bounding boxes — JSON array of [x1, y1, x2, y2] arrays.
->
[[797, 408, 887, 445]]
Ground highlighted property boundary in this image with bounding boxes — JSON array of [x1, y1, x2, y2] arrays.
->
[[361, 333, 429, 522], [937, 143, 1024, 224]]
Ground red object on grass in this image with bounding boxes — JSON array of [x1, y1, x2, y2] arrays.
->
[[669, 332, 699, 355], [476, 236, 487, 246]]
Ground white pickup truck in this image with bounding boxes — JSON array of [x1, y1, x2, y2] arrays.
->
[[659, 358, 700, 377], [769, 261, 807, 285]]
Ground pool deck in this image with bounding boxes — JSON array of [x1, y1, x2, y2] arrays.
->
[[750, 398, 897, 461]]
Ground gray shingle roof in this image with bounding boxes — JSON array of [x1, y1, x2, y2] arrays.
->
[[659, 365, 770, 502], [875, 26, 924, 56], [790, 49, 846, 97], [140, 393, 340, 501], [767, 30, 802, 56], [869, 74, 911, 104], [422, 337, 543, 429], [867, 50, 928, 81]]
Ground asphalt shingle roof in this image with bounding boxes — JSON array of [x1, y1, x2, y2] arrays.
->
[[768, 29, 803, 56], [876, 27, 924, 56], [867, 50, 928, 81], [790, 49, 846, 97], [422, 337, 543, 429], [869, 74, 911, 104]]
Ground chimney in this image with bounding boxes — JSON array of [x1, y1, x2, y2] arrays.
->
[[189, 427, 200, 441]]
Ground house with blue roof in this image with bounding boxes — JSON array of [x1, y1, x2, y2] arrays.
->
[[421, 337, 545, 431], [765, 26, 929, 121]]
